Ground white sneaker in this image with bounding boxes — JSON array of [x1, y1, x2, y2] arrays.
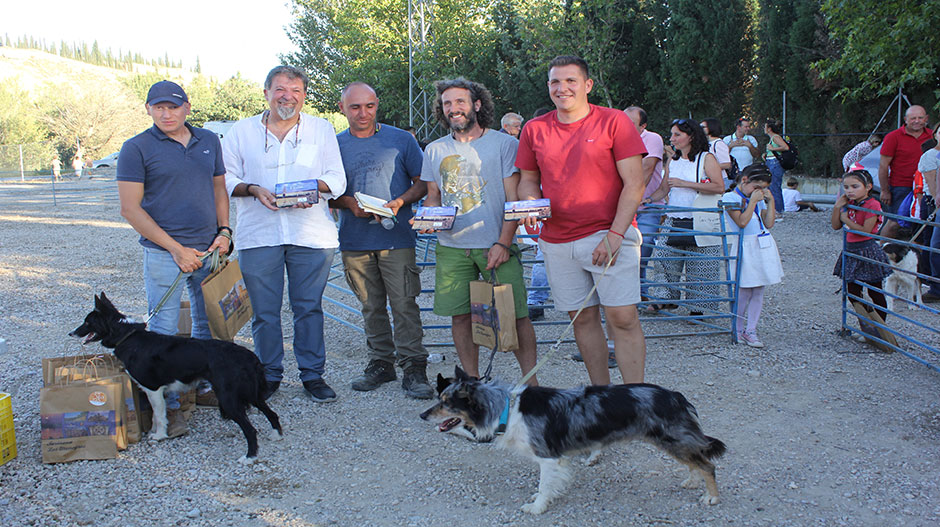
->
[[742, 332, 764, 348]]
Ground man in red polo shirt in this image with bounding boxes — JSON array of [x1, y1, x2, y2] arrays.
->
[[879, 105, 932, 238], [516, 55, 648, 386]]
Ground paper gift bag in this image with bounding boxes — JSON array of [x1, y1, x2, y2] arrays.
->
[[41, 380, 123, 463], [45, 354, 149, 444], [201, 257, 252, 341], [470, 279, 518, 352]]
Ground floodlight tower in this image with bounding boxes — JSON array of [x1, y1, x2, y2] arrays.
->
[[408, 0, 438, 141]]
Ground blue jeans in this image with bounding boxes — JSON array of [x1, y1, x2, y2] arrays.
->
[[527, 246, 550, 306], [143, 246, 213, 408], [766, 158, 785, 213], [885, 186, 912, 216], [636, 210, 663, 297], [239, 245, 331, 383]]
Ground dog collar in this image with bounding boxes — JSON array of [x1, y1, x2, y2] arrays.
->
[[113, 329, 137, 347], [496, 395, 510, 435]]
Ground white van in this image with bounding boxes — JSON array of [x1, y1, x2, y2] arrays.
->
[[203, 120, 236, 141]]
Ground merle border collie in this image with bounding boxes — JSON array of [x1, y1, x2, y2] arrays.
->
[[69, 293, 282, 463], [420, 367, 726, 514], [882, 242, 921, 310]]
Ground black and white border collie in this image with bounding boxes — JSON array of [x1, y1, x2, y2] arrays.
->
[[882, 242, 921, 310], [69, 293, 282, 463], [421, 367, 727, 514]]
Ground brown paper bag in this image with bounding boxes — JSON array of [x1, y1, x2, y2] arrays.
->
[[201, 258, 252, 341], [470, 279, 518, 352], [41, 380, 123, 463], [45, 354, 149, 443], [178, 300, 192, 337]]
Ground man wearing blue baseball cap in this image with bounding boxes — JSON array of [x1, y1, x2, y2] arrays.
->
[[116, 80, 232, 439]]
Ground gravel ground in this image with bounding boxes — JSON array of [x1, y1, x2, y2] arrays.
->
[[1, 176, 939, 527]]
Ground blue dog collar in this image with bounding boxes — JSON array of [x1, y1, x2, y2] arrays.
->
[[496, 395, 510, 434]]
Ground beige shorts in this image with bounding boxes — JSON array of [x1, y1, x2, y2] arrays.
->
[[538, 227, 641, 311]]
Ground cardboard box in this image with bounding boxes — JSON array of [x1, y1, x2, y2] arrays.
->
[[412, 206, 458, 231], [275, 179, 320, 208], [504, 199, 551, 221]]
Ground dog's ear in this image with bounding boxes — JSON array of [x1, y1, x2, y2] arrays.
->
[[436, 374, 452, 394], [455, 366, 470, 381], [94, 293, 104, 311]]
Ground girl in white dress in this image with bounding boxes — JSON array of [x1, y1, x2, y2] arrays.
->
[[723, 164, 783, 347]]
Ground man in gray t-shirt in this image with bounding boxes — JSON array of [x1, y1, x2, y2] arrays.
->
[[419, 78, 537, 383]]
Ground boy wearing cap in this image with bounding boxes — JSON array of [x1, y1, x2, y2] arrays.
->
[[116, 80, 231, 438]]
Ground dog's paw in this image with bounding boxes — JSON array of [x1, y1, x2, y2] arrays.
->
[[150, 430, 169, 441], [681, 476, 701, 489], [700, 493, 720, 506], [585, 449, 602, 466], [521, 500, 548, 515], [238, 455, 256, 465], [269, 429, 284, 441]]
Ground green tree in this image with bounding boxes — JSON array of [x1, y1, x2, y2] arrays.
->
[[815, 0, 940, 104]]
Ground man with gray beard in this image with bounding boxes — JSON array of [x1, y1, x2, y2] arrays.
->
[[222, 65, 347, 403]]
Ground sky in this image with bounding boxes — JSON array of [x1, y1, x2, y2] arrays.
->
[[2, 0, 298, 84]]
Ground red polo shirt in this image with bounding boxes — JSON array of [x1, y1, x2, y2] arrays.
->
[[881, 126, 933, 187]]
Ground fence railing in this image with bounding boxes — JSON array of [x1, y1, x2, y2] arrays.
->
[[839, 202, 940, 372]]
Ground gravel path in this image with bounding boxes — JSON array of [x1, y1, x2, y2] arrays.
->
[[1, 177, 938, 527]]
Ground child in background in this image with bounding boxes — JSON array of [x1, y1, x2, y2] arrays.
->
[[831, 170, 892, 340], [723, 164, 784, 347], [782, 178, 820, 212]]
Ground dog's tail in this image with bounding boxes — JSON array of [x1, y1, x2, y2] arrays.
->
[[702, 436, 727, 460]]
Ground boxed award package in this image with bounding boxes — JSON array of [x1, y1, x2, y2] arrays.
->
[[274, 179, 320, 208], [412, 206, 458, 231], [504, 199, 551, 221]]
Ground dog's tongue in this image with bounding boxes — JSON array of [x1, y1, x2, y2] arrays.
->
[[438, 418, 460, 432], [82, 333, 96, 344]]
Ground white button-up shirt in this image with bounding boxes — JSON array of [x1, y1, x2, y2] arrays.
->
[[223, 113, 347, 250]]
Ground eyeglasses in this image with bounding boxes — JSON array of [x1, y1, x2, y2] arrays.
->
[[671, 118, 693, 126], [262, 110, 302, 153]]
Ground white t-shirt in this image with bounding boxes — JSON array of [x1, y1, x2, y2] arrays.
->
[[722, 134, 758, 169], [918, 149, 940, 197], [782, 188, 801, 212], [666, 153, 708, 219]]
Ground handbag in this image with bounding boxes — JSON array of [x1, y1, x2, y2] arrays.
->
[[666, 217, 696, 247], [691, 152, 722, 247]]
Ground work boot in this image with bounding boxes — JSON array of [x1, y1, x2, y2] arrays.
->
[[351, 360, 396, 392], [196, 388, 219, 407], [166, 408, 189, 439], [401, 365, 434, 400]]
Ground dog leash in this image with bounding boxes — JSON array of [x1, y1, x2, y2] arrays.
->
[[144, 249, 223, 325]]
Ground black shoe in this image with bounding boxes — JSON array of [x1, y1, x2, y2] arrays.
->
[[924, 292, 940, 303], [401, 366, 434, 400], [570, 351, 617, 368], [263, 380, 280, 401], [303, 379, 337, 403], [528, 306, 544, 321], [351, 360, 397, 392]]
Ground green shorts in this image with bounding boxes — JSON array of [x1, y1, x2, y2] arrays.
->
[[433, 244, 529, 318]]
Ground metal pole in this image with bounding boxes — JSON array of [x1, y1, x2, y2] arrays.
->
[[897, 86, 902, 128], [19, 144, 24, 181], [782, 91, 787, 136], [407, 0, 414, 127]]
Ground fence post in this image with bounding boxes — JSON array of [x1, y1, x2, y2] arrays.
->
[[19, 144, 24, 181]]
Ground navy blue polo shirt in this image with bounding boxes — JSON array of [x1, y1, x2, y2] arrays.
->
[[117, 123, 226, 251]]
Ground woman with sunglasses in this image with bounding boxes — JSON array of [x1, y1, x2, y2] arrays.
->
[[645, 119, 726, 315]]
